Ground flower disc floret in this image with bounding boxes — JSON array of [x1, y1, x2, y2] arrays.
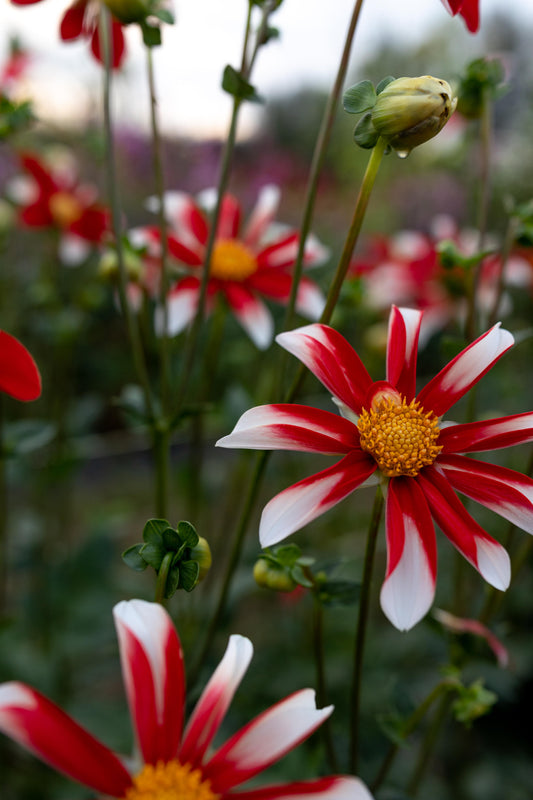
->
[[49, 191, 83, 228], [124, 760, 219, 800], [210, 239, 258, 281], [357, 395, 442, 477]]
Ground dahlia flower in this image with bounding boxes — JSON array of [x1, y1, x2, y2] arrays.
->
[[0, 599, 372, 800], [8, 153, 109, 265], [137, 186, 327, 349], [10, 0, 126, 68], [0, 331, 41, 401], [217, 306, 533, 630], [441, 0, 480, 32]]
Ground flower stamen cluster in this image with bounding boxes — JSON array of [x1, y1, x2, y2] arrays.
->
[[209, 239, 258, 281], [357, 395, 442, 477], [124, 760, 219, 800]]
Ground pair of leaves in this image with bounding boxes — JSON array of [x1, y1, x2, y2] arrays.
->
[[342, 77, 395, 149]]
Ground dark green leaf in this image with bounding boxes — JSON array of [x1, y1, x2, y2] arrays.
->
[[222, 65, 263, 103], [353, 113, 379, 149], [177, 521, 199, 548], [162, 528, 182, 550], [274, 544, 302, 565], [180, 561, 200, 592], [376, 75, 396, 94], [139, 541, 165, 570], [142, 519, 170, 544], [141, 22, 162, 48], [165, 566, 181, 598], [343, 81, 376, 114], [122, 544, 148, 572], [290, 564, 313, 588]]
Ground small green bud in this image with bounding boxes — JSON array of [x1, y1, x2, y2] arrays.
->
[[98, 249, 142, 282], [189, 536, 212, 581], [253, 558, 297, 592], [370, 75, 457, 156], [101, 0, 152, 24]]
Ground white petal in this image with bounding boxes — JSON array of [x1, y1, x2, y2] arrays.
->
[[475, 538, 510, 590]]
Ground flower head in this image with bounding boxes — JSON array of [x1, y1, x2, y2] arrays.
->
[[217, 306, 533, 630], [0, 599, 372, 800], [0, 331, 41, 401], [135, 186, 327, 349]]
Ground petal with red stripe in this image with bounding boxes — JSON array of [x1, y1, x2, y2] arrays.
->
[[113, 599, 185, 765], [386, 306, 422, 402], [438, 412, 533, 454], [0, 683, 132, 797], [233, 776, 374, 800], [216, 194, 241, 240], [224, 283, 274, 349], [243, 184, 281, 248]]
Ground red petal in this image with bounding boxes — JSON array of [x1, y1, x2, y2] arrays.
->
[[60, 2, 87, 41], [386, 305, 422, 402], [0, 332, 41, 401], [70, 207, 109, 241], [91, 16, 126, 69], [439, 412, 533, 454], [216, 194, 241, 240]]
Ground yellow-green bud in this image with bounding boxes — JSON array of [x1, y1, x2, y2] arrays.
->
[[98, 249, 143, 282], [189, 537, 212, 582], [0, 199, 15, 233], [371, 75, 457, 156], [101, 0, 152, 24], [253, 558, 296, 593]]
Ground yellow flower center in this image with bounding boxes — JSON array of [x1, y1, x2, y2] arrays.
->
[[357, 395, 442, 477], [209, 239, 258, 281], [124, 760, 220, 800], [49, 191, 83, 228]]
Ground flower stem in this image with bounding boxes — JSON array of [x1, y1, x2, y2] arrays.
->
[[349, 484, 385, 773], [406, 693, 452, 797], [312, 595, 339, 772], [154, 551, 173, 605], [0, 398, 7, 614]]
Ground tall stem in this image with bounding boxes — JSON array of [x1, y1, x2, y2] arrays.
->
[[349, 485, 384, 772], [406, 694, 452, 797], [312, 596, 339, 772], [0, 398, 7, 614]]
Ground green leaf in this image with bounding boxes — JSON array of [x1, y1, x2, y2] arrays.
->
[[222, 65, 263, 103], [180, 561, 200, 592], [177, 521, 199, 548], [162, 528, 182, 550], [290, 564, 314, 589], [165, 566, 181, 598], [274, 544, 302, 565], [376, 75, 396, 95], [142, 519, 170, 544], [122, 544, 148, 572], [353, 113, 379, 149], [343, 81, 376, 114], [152, 7, 174, 24], [141, 22, 162, 48], [139, 541, 165, 570]]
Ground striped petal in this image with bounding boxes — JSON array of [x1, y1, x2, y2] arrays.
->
[[259, 450, 376, 547], [380, 477, 437, 631], [438, 454, 533, 535], [217, 194, 241, 240], [0, 683, 132, 797], [224, 284, 273, 349], [0, 331, 41, 401], [156, 278, 200, 337], [386, 306, 422, 402], [438, 412, 533, 454], [416, 323, 514, 417], [276, 325, 373, 416], [233, 776, 374, 800], [180, 635, 253, 767], [257, 232, 300, 270], [216, 404, 359, 454], [418, 468, 510, 590], [203, 689, 332, 792], [296, 278, 326, 320], [113, 599, 185, 765], [147, 192, 208, 249], [243, 184, 281, 248]]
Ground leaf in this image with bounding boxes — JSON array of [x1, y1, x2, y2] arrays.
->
[[376, 75, 396, 95], [152, 7, 174, 24], [141, 22, 162, 48], [139, 541, 165, 570], [165, 566, 181, 598], [353, 113, 379, 149], [274, 543, 302, 565], [162, 528, 182, 550], [290, 564, 314, 589], [177, 521, 199, 548], [122, 544, 148, 572], [343, 81, 376, 114], [180, 561, 200, 592], [142, 519, 170, 544], [222, 65, 263, 103]]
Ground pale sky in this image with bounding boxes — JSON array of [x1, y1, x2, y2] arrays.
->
[[2, 0, 533, 136]]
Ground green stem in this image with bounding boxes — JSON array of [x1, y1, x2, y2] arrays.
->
[[349, 484, 385, 773], [488, 214, 517, 327], [99, 10, 155, 422], [312, 595, 339, 772], [153, 424, 170, 519], [0, 397, 7, 614], [371, 679, 457, 793], [286, 137, 387, 403], [406, 694, 452, 797], [154, 551, 173, 605], [146, 45, 171, 416]]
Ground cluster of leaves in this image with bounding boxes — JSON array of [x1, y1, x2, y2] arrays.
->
[[342, 76, 396, 149]]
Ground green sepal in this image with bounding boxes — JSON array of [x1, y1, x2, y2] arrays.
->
[[140, 21, 162, 47], [376, 75, 396, 95], [165, 566, 181, 598], [151, 7, 174, 24], [142, 518, 170, 544], [139, 541, 166, 569], [122, 544, 148, 572], [179, 560, 201, 592], [162, 527, 183, 551], [222, 65, 263, 103], [177, 520, 199, 548], [273, 543, 302, 565], [290, 564, 314, 589], [343, 80, 376, 114], [353, 113, 379, 149]]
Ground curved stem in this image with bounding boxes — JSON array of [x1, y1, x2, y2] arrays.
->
[[349, 484, 384, 773], [154, 551, 173, 605], [312, 595, 339, 772]]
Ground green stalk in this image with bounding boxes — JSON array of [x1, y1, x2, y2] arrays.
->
[[349, 485, 384, 773], [154, 551, 173, 605], [406, 693, 452, 797], [312, 595, 339, 772], [0, 398, 7, 614]]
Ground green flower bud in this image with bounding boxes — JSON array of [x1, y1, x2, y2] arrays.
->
[[370, 75, 457, 156], [101, 0, 152, 24], [189, 536, 212, 582], [253, 558, 297, 593], [98, 249, 142, 282]]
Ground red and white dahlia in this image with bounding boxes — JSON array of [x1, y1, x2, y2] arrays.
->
[[217, 306, 533, 630], [8, 152, 109, 265], [138, 186, 327, 349], [0, 331, 41, 401], [0, 599, 372, 800], [440, 0, 480, 33], [10, 0, 126, 69]]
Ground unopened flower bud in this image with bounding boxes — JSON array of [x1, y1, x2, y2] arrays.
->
[[101, 0, 152, 24], [253, 558, 296, 593], [189, 536, 212, 581], [98, 249, 142, 282], [371, 75, 457, 156]]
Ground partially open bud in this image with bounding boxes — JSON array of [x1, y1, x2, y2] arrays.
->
[[371, 76, 457, 156], [253, 558, 297, 593], [189, 536, 212, 582]]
